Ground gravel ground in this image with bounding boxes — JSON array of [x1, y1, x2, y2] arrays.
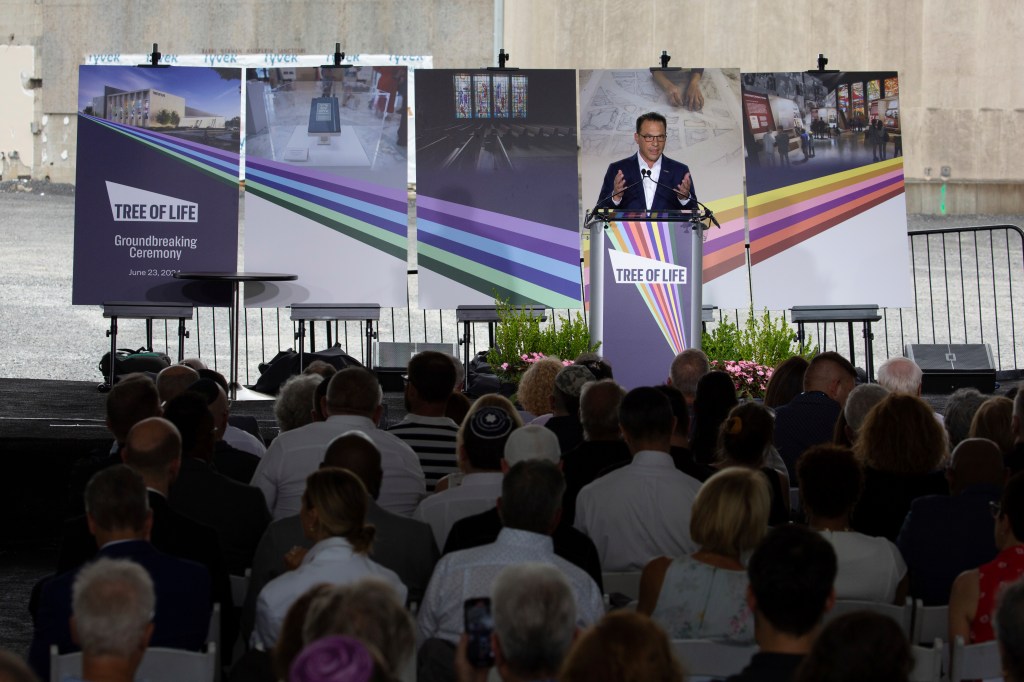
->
[[0, 183, 1021, 382]]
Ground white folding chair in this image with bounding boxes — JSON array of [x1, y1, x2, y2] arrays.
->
[[51, 643, 217, 682], [910, 638, 944, 682], [230, 571, 250, 609], [950, 635, 1003, 682], [602, 571, 643, 602], [912, 600, 949, 644], [826, 597, 914, 637], [670, 639, 757, 679]]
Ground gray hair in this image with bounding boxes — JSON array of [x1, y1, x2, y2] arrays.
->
[[669, 349, 710, 399], [72, 558, 154, 658], [997, 578, 1024, 681], [844, 383, 890, 435], [579, 379, 626, 441], [492, 563, 576, 678], [877, 357, 923, 395], [274, 373, 323, 432], [944, 387, 987, 447]]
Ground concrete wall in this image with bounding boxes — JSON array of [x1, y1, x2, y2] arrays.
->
[[6, 0, 1023, 213]]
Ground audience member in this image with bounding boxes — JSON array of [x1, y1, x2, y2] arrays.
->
[[836, 382, 889, 445], [897, 437, 1003, 605], [656, 384, 715, 482], [544, 364, 596, 453], [970, 395, 1015, 455], [275, 374, 324, 433], [949, 472, 1024, 645], [269, 584, 334, 682], [30, 465, 211, 678], [560, 380, 631, 526], [876, 356, 925, 396], [763, 356, 809, 410], [793, 611, 912, 682], [302, 360, 337, 379], [639, 467, 770, 641], [454, 563, 578, 682], [558, 611, 684, 682], [997, 578, 1024, 682], [1010, 390, 1024, 474], [418, 460, 603, 647], [433, 395, 523, 492], [851, 393, 950, 540], [187, 377, 262, 484], [724, 525, 837, 682], [163, 391, 270, 575], [773, 351, 857, 478], [197, 368, 267, 457], [68, 558, 155, 682], [575, 387, 702, 570], [415, 406, 516, 548], [252, 467, 407, 650], [574, 352, 614, 381], [312, 376, 330, 422], [445, 392, 471, 425], [515, 357, 563, 423], [668, 348, 710, 406], [388, 351, 460, 491], [155, 363, 199, 403], [180, 357, 207, 371], [252, 367, 425, 518], [945, 387, 988, 449], [690, 370, 739, 464], [716, 402, 790, 525], [288, 636, 385, 682], [0, 651, 38, 682], [797, 445, 907, 603]]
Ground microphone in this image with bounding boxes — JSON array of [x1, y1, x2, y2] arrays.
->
[[641, 168, 652, 179], [641, 173, 720, 228], [593, 173, 647, 213]]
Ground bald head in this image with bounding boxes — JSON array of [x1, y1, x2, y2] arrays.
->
[[322, 431, 383, 499], [948, 437, 1006, 494], [156, 365, 199, 403], [122, 417, 181, 480], [580, 379, 626, 441], [325, 367, 383, 418], [877, 357, 923, 396]]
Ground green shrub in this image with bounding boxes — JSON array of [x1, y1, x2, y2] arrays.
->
[[702, 308, 817, 370], [487, 298, 600, 382]]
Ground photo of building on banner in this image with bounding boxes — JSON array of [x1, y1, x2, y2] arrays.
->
[[742, 71, 912, 308], [414, 69, 582, 309], [72, 65, 242, 305], [578, 68, 747, 387], [243, 65, 410, 307]]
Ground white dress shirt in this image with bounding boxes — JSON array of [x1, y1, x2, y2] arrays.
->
[[224, 424, 266, 457], [574, 450, 702, 571], [417, 528, 605, 644], [251, 414, 426, 519], [414, 471, 504, 549], [251, 536, 407, 649]]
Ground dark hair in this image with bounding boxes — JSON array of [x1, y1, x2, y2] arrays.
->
[[1001, 472, 1024, 540], [197, 368, 229, 393], [163, 391, 215, 456], [717, 402, 774, 467], [445, 391, 471, 425], [407, 351, 456, 403], [764, 356, 809, 409], [326, 367, 381, 416], [313, 376, 330, 420], [500, 460, 566, 534], [794, 612, 912, 682], [997, 578, 1024, 682], [85, 465, 150, 533], [654, 385, 689, 436], [106, 375, 161, 442], [635, 111, 667, 133], [804, 351, 857, 391], [575, 353, 614, 381], [618, 387, 674, 442], [748, 525, 837, 636], [796, 445, 863, 519], [690, 371, 739, 462]]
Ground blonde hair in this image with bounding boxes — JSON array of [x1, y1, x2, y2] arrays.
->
[[690, 467, 770, 559], [302, 467, 375, 552], [516, 357, 564, 416], [855, 393, 948, 474], [969, 396, 1014, 455]]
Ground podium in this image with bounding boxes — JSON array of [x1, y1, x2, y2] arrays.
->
[[584, 209, 712, 388]]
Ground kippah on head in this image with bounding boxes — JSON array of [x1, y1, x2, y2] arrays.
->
[[554, 364, 596, 398], [469, 406, 515, 440], [289, 634, 376, 682], [504, 424, 561, 466]]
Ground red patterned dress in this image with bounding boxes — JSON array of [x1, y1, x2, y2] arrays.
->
[[970, 545, 1024, 642]]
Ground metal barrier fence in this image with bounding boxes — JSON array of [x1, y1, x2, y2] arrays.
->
[[140, 224, 1024, 386]]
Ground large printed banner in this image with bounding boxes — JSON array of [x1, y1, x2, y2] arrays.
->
[[72, 65, 243, 305], [414, 69, 582, 309], [579, 68, 749, 310], [243, 66, 409, 307], [742, 71, 912, 308]]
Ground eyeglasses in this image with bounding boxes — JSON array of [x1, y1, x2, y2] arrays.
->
[[638, 134, 667, 142], [990, 501, 1002, 519]]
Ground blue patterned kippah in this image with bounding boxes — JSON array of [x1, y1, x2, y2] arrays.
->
[[468, 406, 514, 440]]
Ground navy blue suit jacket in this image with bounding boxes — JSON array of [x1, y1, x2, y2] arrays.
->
[[595, 154, 697, 211], [29, 540, 211, 679]]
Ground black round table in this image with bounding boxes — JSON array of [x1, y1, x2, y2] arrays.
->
[[174, 272, 297, 399]]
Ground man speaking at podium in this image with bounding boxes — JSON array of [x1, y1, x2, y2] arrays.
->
[[596, 111, 698, 212]]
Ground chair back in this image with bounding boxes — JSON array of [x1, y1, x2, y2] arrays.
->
[[826, 597, 913, 636], [669, 639, 757, 678], [602, 571, 643, 601], [909, 638, 944, 682], [912, 600, 949, 644], [51, 643, 217, 682], [950, 635, 1003, 682]]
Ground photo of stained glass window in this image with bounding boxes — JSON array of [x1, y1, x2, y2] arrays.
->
[[867, 80, 881, 102], [884, 77, 899, 97], [512, 75, 527, 118], [851, 82, 864, 120], [454, 74, 472, 119], [493, 75, 509, 118], [473, 75, 491, 118], [838, 84, 849, 112]]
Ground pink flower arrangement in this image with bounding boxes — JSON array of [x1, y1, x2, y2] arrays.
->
[[711, 359, 773, 400]]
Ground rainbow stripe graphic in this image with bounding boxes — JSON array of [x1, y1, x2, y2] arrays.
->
[[81, 114, 239, 186], [748, 158, 905, 263], [604, 220, 691, 354], [699, 193, 747, 282], [417, 195, 582, 309], [244, 157, 408, 261]]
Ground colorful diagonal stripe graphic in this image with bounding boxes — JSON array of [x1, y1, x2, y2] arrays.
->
[[605, 220, 689, 354], [748, 158, 905, 263]]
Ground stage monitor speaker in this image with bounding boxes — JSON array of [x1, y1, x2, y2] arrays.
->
[[904, 343, 996, 394]]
